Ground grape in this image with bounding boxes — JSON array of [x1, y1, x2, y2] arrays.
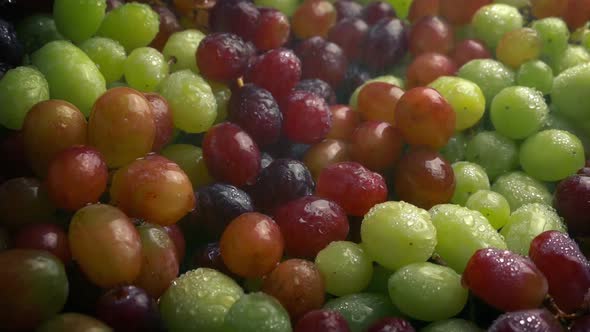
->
[[16, 14, 64, 54], [356, 82, 403, 126], [472, 4, 523, 50], [421, 319, 483, 332], [531, 17, 570, 59], [488, 309, 563, 332], [531, 0, 568, 19], [14, 223, 70, 264], [450, 39, 492, 68], [440, 132, 467, 163], [159, 268, 244, 332], [53, 0, 106, 43], [463, 248, 548, 311], [388, 262, 467, 321], [500, 203, 566, 256], [159, 70, 217, 133], [295, 79, 337, 105], [69, 204, 142, 288], [292, 0, 337, 39], [32, 41, 106, 116], [124, 47, 168, 92], [554, 172, 590, 236], [88, 87, 155, 168], [362, 1, 396, 25], [327, 18, 368, 62], [323, 293, 400, 332], [362, 18, 408, 71], [96, 285, 161, 332], [209, 80, 232, 123], [0, 250, 68, 330], [429, 76, 485, 131], [451, 161, 490, 206], [163, 224, 185, 263], [97, 2, 160, 52], [465, 131, 519, 180], [492, 171, 552, 211], [315, 241, 373, 296], [262, 259, 325, 319], [429, 204, 507, 272], [439, 0, 491, 25], [144, 92, 173, 151], [79, 37, 126, 85], [295, 310, 351, 332], [282, 90, 332, 144], [245, 48, 301, 104], [551, 45, 590, 75], [255, 0, 299, 16], [409, 16, 454, 56], [465, 190, 511, 230], [520, 129, 585, 182], [210, 0, 260, 41], [530, 231, 590, 313], [0, 177, 55, 229], [303, 139, 350, 179], [22, 99, 87, 177], [197, 33, 252, 83], [349, 121, 403, 171], [367, 318, 414, 332], [160, 144, 213, 189], [457, 59, 515, 109], [408, 0, 440, 23], [37, 313, 112, 332], [327, 105, 361, 140], [406, 53, 457, 88], [496, 28, 542, 69], [296, 37, 348, 89], [563, 0, 590, 30], [350, 75, 405, 109], [516, 60, 553, 95], [0, 66, 49, 130], [361, 201, 437, 271], [552, 63, 590, 125], [572, 315, 590, 332], [224, 292, 291, 332], [490, 86, 548, 140], [254, 8, 290, 51], [163, 29, 205, 73]]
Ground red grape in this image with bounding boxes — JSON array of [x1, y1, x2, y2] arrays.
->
[[144, 93, 174, 152], [408, 0, 440, 23], [409, 16, 454, 56], [564, 0, 590, 30], [282, 90, 332, 144], [149, 5, 182, 51], [349, 121, 404, 171], [295, 309, 351, 332], [450, 39, 492, 68], [367, 317, 415, 332], [326, 105, 361, 140], [162, 224, 186, 263], [362, 1, 396, 25], [439, 0, 492, 25], [554, 172, 590, 237], [0, 177, 55, 229], [303, 138, 351, 179], [327, 18, 368, 61], [488, 309, 563, 332], [531, 0, 568, 19], [209, 0, 260, 41], [14, 223, 70, 264], [292, 0, 337, 39], [406, 52, 457, 88], [357, 82, 404, 125], [334, 0, 362, 21], [95, 285, 161, 332], [295, 79, 337, 105], [296, 37, 349, 89], [253, 8, 290, 51], [245, 48, 302, 104], [196, 32, 252, 83]]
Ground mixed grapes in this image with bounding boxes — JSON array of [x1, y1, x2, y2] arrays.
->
[[4, 0, 590, 331]]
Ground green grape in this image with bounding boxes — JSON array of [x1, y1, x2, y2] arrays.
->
[[493, 0, 529, 8], [364, 264, 394, 294], [160, 144, 214, 189], [37, 313, 111, 332], [491, 171, 552, 211], [421, 318, 484, 332], [472, 4, 523, 50], [208, 80, 232, 124], [388, 262, 468, 322], [163, 29, 206, 73], [465, 190, 511, 230], [158, 70, 217, 133], [159, 268, 244, 332], [520, 129, 585, 182], [323, 293, 401, 332], [255, 0, 300, 16], [107, 81, 127, 89], [124, 47, 169, 92], [429, 204, 507, 273], [440, 132, 467, 163], [583, 30, 590, 52], [516, 60, 553, 95], [552, 63, 590, 122], [97, 2, 159, 52], [361, 201, 437, 271], [79, 37, 127, 84], [429, 76, 485, 131], [223, 292, 291, 332], [16, 15, 64, 54], [451, 161, 490, 206], [385, 0, 412, 19], [550, 45, 590, 75], [0, 66, 49, 130], [496, 28, 542, 69], [465, 131, 519, 180], [500, 203, 566, 255], [31, 40, 106, 116], [490, 86, 548, 140], [315, 241, 373, 296], [458, 59, 515, 109], [349, 75, 405, 110], [53, 0, 106, 43], [531, 17, 570, 59], [544, 113, 590, 152]]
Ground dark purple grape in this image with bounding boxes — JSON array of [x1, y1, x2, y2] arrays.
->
[[334, 0, 362, 21], [250, 158, 314, 213], [336, 63, 372, 103], [488, 309, 563, 332], [362, 1, 397, 25], [190, 242, 236, 278], [229, 83, 282, 147], [571, 315, 590, 332], [96, 285, 162, 332], [362, 18, 408, 71], [327, 18, 369, 61], [0, 19, 23, 66], [367, 317, 415, 332], [209, 0, 260, 41], [193, 183, 254, 238], [294, 79, 337, 105], [295, 36, 348, 89], [196, 32, 252, 83], [295, 309, 351, 332]]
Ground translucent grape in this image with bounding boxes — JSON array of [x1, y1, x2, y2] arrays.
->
[[496, 28, 542, 69], [158, 70, 217, 133], [388, 262, 468, 321], [516, 60, 553, 95], [294, 310, 351, 332], [0, 66, 49, 130], [465, 131, 519, 180], [429, 204, 507, 273], [255, 0, 299, 16], [37, 313, 111, 332], [490, 86, 548, 140], [224, 293, 291, 332], [465, 190, 510, 229], [429, 76, 485, 131], [53, 0, 106, 43], [97, 2, 160, 52], [163, 29, 205, 73], [32, 40, 106, 116], [551, 63, 590, 123], [160, 144, 213, 189], [531, 17, 570, 59], [440, 132, 467, 164], [124, 47, 168, 92], [79, 37, 126, 84], [421, 319, 483, 332], [472, 4, 523, 50], [491, 171, 552, 211], [451, 161, 490, 206], [361, 201, 437, 271], [323, 293, 400, 332], [551, 45, 590, 75], [488, 309, 563, 332], [349, 75, 405, 109], [315, 241, 373, 296], [439, 0, 491, 25], [500, 203, 566, 255], [303, 139, 350, 180], [291, 0, 337, 39]]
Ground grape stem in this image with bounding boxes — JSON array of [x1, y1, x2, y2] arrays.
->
[[543, 295, 588, 327]]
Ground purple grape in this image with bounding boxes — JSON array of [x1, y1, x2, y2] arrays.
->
[[96, 285, 162, 332], [190, 242, 236, 278], [362, 18, 408, 71], [209, 0, 259, 41], [336, 63, 372, 102], [334, 0, 362, 21], [367, 317, 415, 332], [362, 1, 396, 25], [249, 158, 314, 213], [488, 309, 563, 332], [294, 309, 351, 332], [295, 37, 348, 89], [294, 79, 337, 105], [229, 84, 282, 147]]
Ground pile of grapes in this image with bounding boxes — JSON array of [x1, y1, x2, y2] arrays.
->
[[3, 0, 590, 330]]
